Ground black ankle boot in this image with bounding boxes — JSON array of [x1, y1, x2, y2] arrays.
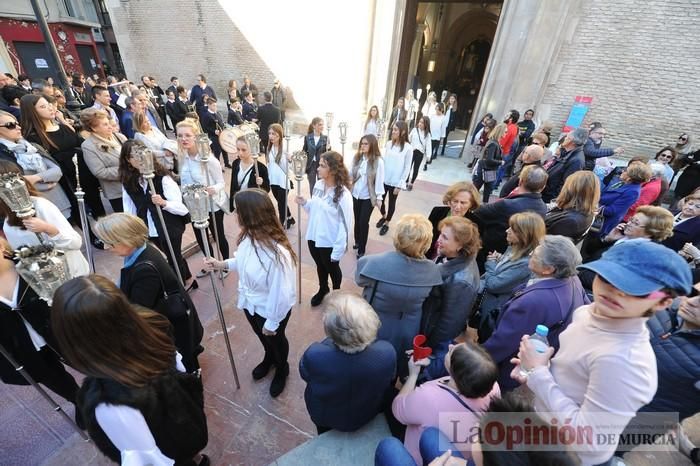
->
[[269, 363, 289, 398], [252, 359, 273, 380], [310, 288, 330, 307]]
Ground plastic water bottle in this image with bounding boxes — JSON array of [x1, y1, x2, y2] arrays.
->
[[519, 325, 550, 377]]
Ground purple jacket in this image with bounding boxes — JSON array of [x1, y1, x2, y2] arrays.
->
[[482, 276, 589, 391]]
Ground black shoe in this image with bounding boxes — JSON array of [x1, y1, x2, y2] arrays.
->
[[406, 183, 413, 191], [423, 164, 428, 171], [356, 251, 365, 259], [311, 289, 330, 307], [186, 280, 199, 292], [91, 237, 105, 250], [379, 224, 389, 236], [269, 364, 289, 398], [376, 217, 386, 228], [197, 454, 210, 466], [224, 163, 232, 169], [252, 359, 273, 380], [352, 244, 359, 250], [286, 217, 296, 229]]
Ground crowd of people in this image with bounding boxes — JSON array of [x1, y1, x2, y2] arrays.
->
[[0, 69, 698, 466]]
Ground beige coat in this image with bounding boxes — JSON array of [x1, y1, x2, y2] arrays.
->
[[81, 133, 126, 200]]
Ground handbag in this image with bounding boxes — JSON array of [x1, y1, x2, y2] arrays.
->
[[482, 169, 497, 183], [588, 206, 605, 234]]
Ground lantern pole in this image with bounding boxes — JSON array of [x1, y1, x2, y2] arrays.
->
[[195, 134, 225, 282], [70, 155, 95, 272], [283, 120, 293, 227], [290, 151, 307, 304], [182, 184, 240, 389]]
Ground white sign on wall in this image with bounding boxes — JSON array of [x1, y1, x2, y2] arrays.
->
[[35, 58, 49, 69]]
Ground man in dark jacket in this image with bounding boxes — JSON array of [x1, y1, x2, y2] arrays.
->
[[189, 74, 216, 116], [499, 144, 544, 198], [474, 165, 548, 265], [241, 90, 258, 122], [256, 91, 281, 152], [541, 127, 588, 202], [583, 124, 624, 171]]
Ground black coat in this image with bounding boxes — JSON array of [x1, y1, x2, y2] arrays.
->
[[166, 99, 187, 127], [228, 158, 270, 211], [542, 146, 585, 202], [426, 206, 482, 259], [227, 108, 244, 126], [545, 207, 594, 243], [302, 133, 329, 173], [242, 100, 258, 122], [257, 103, 281, 144]]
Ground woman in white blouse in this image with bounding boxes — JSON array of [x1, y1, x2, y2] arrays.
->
[[376, 121, 412, 237], [351, 134, 385, 258], [51, 275, 209, 466], [133, 112, 178, 172], [120, 140, 192, 282], [296, 151, 353, 307], [421, 91, 437, 118], [176, 119, 229, 278], [363, 105, 381, 138], [426, 102, 447, 167], [267, 123, 294, 228], [0, 164, 89, 278], [407, 116, 432, 190], [206, 189, 297, 398]]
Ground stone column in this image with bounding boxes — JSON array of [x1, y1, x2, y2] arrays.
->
[[407, 23, 427, 91]]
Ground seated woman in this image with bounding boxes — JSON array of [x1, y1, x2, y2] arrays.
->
[[94, 213, 203, 373], [299, 291, 397, 434], [391, 342, 500, 465], [623, 162, 666, 222], [426, 181, 481, 259], [545, 170, 600, 243], [0, 161, 89, 278], [476, 212, 545, 342], [51, 275, 209, 466], [425, 216, 481, 349], [652, 146, 676, 184], [662, 190, 700, 252], [597, 161, 652, 238], [132, 111, 177, 172], [483, 235, 589, 391], [355, 214, 442, 375]]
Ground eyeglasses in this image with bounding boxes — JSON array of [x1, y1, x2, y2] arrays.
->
[[679, 136, 688, 141], [0, 121, 19, 130]]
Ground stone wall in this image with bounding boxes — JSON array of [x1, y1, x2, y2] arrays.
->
[[540, 0, 700, 156]]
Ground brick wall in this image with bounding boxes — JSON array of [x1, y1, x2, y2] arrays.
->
[[541, 0, 700, 157]]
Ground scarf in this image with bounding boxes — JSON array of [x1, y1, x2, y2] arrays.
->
[[0, 138, 46, 173], [91, 133, 121, 152]]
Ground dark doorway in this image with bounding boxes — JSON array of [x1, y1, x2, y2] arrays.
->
[[14, 41, 59, 81], [75, 44, 100, 77]]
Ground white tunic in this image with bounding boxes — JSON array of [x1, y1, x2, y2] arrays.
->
[[350, 156, 385, 202], [267, 146, 290, 188], [304, 180, 353, 261], [383, 141, 413, 189], [179, 153, 225, 212], [408, 127, 432, 156]]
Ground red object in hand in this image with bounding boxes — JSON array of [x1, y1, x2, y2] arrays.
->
[[412, 334, 432, 361]]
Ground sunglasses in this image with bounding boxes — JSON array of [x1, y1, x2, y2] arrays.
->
[[0, 121, 19, 130]]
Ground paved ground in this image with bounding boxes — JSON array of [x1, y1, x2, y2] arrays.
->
[[1, 131, 697, 465]]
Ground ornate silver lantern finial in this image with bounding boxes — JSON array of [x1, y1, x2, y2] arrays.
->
[[195, 133, 211, 162], [15, 244, 70, 304], [181, 183, 210, 229], [0, 173, 35, 218], [290, 151, 308, 183]]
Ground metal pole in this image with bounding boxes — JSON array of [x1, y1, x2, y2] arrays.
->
[[283, 137, 290, 228], [72, 155, 94, 273], [198, 151, 225, 282], [295, 178, 302, 304], [197, 224, 240, 389], [0, 342, 88, 440], [147, 179, 185, 287]]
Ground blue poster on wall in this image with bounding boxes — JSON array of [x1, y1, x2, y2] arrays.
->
[[563, 96, 593, 132]]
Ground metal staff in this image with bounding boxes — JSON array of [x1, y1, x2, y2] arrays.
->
[[325, 112, 334, 150], [182, 184, 240, 389], [0, 172, 44, 244], [8, 244, 88, 439], [338, 122, 348, 158], [132, 147, 185, 287], [70, 155, 95, 272], [283, 120, 293, 227], [290, 151, 307, 304], [244, 130, 261, 181], [194, 134, 224, 281], [414, 88, 423, 129]]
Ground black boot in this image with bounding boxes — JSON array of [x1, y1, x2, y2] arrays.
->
[[252, 358, 274, 380], [269, 363, 289, 398], [311, 288, 330, 307]]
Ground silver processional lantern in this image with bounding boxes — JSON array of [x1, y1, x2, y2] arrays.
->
[[195, 133, 211, 162], [338, 121, 348, 157], [0, 173, 35, 219], [15, 244, 70, 304], [325, 112, 334, 139], [133, 147, 156, 180], [181, 183, 210, 229], [283, 120, 293, 140], [245, 130, 261, 159]]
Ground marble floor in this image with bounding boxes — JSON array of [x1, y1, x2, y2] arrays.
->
[[1, 131, 697, 465]]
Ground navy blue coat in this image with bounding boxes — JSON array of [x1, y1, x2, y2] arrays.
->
[[299, 338, 396, 431], [598, 181, 641, 237], [661, 215, 700, 252], [640, 309, 700, 422], [482, 276, 589, 391], [542, 146, 585, 202], [583, 138, 615, 171]]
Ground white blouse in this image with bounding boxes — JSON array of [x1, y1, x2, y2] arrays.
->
[[364, 119, 380, 138], [134, 129, 177, 171], [122, 176, 189, 238], [429, 114, 447, 139], [4, 196, 89, 278], [383, 141, 413, 189], [409, 127, 432, 156], [179, 153, 225, 212], [224, 237, 296, 332], [267, 146, 290, 188], [351, 156, 385, 202], [304, 180, 353, 261]]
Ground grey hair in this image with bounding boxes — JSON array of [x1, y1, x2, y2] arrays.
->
[[534, 235, 581, 278], [322, 291, 381, 354], [124, 96, 137, 110], [568, 127, 589, 146], [649, 162, 666, 178]]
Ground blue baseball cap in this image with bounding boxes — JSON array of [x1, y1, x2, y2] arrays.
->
[[577, 239, 692, 296]]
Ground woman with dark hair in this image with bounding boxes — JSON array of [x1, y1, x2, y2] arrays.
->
[[376, 121, 412, 236], [267, 123, 294, 228], [351, 134, 385, 258], [653, 146, 676, 183], [296, 151, 353, 306], [426, 181, 482, 259], [545, 170, 600, 243], [440, 93, 458, 156], [133, 111, 177, 172], [426, 103, 446, 165], [205, 189, 297, 397], [119, 140, 191, 282], [229, 135, 270, 204], [406, 116, 431, 190], [302, 117, 330, 195], [0, 237, 80, 409], [0, 161, 89, 278], [20, 94, 106, 223], [51, 275, 209, 466], [388, 97, 407, 129], [363, 105, 381, 138], [80, 107, 126, 213], [391, 342, 500, 464], [673, 133, 699, 202]]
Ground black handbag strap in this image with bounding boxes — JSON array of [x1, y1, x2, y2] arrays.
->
[[549, 280, 578, 333], [136, 259, 187, 299], [438, 384, 479, 416], [368, 280, 379, 305]]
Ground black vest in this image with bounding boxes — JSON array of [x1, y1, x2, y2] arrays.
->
[[78, 370, 208, 463], [123, 175, 187, 240]]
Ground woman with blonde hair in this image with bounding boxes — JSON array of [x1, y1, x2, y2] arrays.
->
[[426, 180, 482, 258], [476, 212, 546, 340], [351, 134, 385, 258], [473, 122, 507, 202], [300, 291, 397, 433], [80, 107, 126, 212], [356, 214, 442, 375], [267, 122, 293, 227], [545, 170, 601, 242]]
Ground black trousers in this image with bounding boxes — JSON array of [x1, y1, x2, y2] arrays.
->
[[308, 240, 342, 291], [379, 184, 399, 223], [243, 310, 291, 369], [210, 139, 230, 167], [353, 197, 374, 254], [407, 149, 424, 184], [440, 130, 452, 154], [192, 209, 229, 259], [34, 348, 80, 404], [271, 184, 292, 224], [108, 197, 123, 213], [430, 139, 441, 161]]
